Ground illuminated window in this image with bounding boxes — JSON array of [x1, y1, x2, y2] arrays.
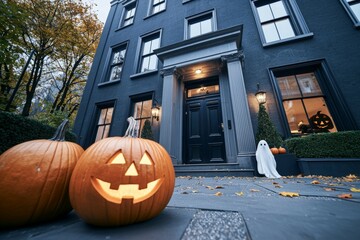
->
[[95, 106, 114, 142], [133, 99, 152, 137], [276, 72, 337, 135]]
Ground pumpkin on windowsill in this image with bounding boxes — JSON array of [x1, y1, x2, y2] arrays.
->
[[278, 146, 287, 154], [69, 117, 175, 227], [0, 120, 84, 228]]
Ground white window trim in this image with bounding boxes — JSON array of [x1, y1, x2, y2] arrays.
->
[[184, 9, 217, 40]]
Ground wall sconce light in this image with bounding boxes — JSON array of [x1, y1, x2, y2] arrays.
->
[[195, 69, 202, 74], [151, 98, 160, 121], [255, 83, 266, 104]]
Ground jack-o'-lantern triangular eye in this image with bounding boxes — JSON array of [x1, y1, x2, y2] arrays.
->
[[108, 152, 126, 164], [139, 152, 153, 165]]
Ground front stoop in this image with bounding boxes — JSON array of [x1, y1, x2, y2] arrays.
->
[[174, 163, 255, 177]]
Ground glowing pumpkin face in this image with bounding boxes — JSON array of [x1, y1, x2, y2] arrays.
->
[[69, 137, 175, 227], [91, 151, 164, 204]]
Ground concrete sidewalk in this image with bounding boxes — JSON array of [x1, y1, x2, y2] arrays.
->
[[1, 176, 360, 240]]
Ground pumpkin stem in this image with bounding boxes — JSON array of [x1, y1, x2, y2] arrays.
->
[[50, 119, 69, 141], [124, 116, 137, 138]]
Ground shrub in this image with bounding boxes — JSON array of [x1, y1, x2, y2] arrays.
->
[[0, 111, 77, 154], [255, 104, 283, 147], [284, 131, 360, 158]]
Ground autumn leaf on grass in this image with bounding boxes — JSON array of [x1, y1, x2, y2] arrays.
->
[[279, 192, 300, 198], [311, 180, 321, 185], [235, 192, 244, 196], [338, 193, 352, 199], [350, 188, 360, 193], [214, 192, 223, 196]]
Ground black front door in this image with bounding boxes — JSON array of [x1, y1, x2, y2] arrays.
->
[[184, 87, 226, 164]]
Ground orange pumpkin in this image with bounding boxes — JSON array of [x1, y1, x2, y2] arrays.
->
[[278, 147, 287, 154], [69, 118, 175, 226], [0, 120, 84, 228], [270, 147, 279, 155]]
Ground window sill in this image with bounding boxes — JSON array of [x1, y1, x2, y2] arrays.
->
[[130, 70, 158, 79], [144, 10, 166, 20], [98, 80, 121, 87], [262, 32, 314, 48]]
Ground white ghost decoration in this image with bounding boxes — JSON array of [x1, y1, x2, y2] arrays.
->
[[256, 140, 281, 178]]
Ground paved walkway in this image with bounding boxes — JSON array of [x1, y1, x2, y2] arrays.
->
[[1, 176, 360, 239]]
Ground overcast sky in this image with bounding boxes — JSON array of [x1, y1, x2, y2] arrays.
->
[[84, 0, 111, 24]]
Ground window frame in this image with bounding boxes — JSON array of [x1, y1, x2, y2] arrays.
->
[[340, 0, 360, 28], [93, 101, 116, 143], [130, 92, 154, 138], [269, 60, 356, 138], [185, 9, 217, 39], [148, 0, 167, 16], [119, 1, 137, 28], [250, 0, 313, 47], [134, 30, 161, 75], [99, 43, 128, 86]]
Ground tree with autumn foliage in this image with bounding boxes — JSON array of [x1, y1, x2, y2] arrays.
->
[[0, 0, 102, 127]]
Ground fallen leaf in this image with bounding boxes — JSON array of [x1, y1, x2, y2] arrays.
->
[[214, 192, 222, 196], [192, 190, 199, 193], [206, 186, 215, 190], [181, 191, 188, 194], [250, 189, 260, 192], [311, 180, 321, 185], [324, 188, 335, 192], [215, 186, 224, 189], [272, 182, 279, 185], [274, 185, 283, 188], [350, 188, 360, 193], [235, 192, 244, 196], [279, 192, 300, 198], [338, 193, 352, 199]]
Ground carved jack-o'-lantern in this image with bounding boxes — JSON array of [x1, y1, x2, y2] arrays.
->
[[310, 111, 334, 130], [69, 118, 175, 226]]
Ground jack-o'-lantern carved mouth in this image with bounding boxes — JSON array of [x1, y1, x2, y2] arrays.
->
[[91, 177, 164, 204], [90, 151, 164, 204]]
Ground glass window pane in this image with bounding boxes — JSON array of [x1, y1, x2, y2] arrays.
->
[[200, 18, 212, 34], [150, 38, 160, 52], [110, 65, 122, 81], [103, 125, 111, 138], [142, 100, 152, 118], [282, 100, 309, 134], [262, 22, 280, 42], [148, 54, 158, 70], [296, 73, 322, 97], [275, 19, 295, 40], [124, 19, 133, 26], [143, 41, 152, 55], [159, 2, 165, 11], [304, 98, 337, 132], [98, 109, 107, 124], [141, 56, 150, 72], [134, 102, 142, 119], [257, 4, 273, 22], [95, 126, 104, 142], [277, 75, 301, 99], [153, 0, 161, 4], [105, 107, 113, 123], [350, 4, 360, 21], [190, 22, 201, 37], [270, 1, 287, 18]]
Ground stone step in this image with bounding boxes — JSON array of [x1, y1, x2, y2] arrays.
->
[[175, 169, 255, 177], [174, 163, 241, 171]]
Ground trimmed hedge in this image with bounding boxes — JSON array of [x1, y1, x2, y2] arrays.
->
[[0, 111, 77, 154], [284, 131, 360, 158]]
